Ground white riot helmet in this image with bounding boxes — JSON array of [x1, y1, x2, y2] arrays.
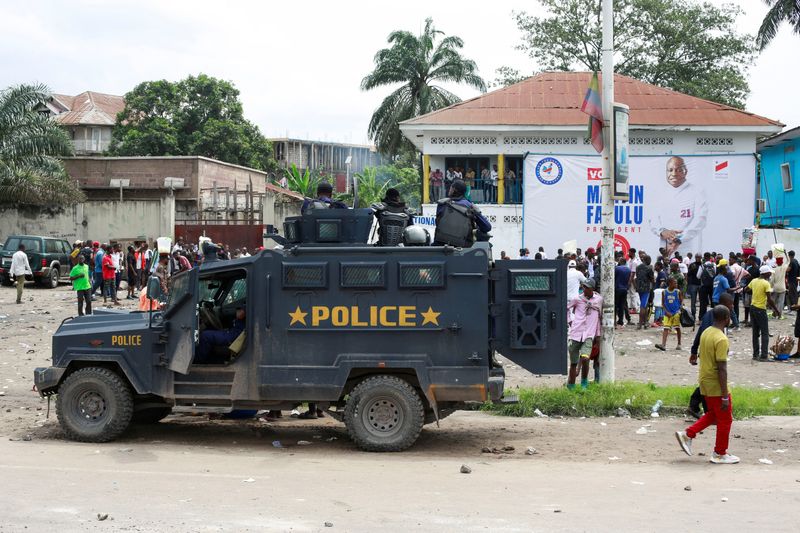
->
[[403, 225, 430, 246]]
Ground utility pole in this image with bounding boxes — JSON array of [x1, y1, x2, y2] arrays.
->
[[599, 0, 616, 383]]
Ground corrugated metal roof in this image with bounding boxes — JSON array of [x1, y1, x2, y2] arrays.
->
[[51, 91, 125, 126], [402, 72, 783, 128]]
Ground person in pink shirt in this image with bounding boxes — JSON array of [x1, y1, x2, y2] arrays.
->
[[566, 278, 603, 390]]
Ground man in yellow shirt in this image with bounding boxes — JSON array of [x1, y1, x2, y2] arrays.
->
[[675, 305, 738, 464], [746, 265, 781, 360]]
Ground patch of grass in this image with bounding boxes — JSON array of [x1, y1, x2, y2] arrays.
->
[[482, 382, 800, 420]]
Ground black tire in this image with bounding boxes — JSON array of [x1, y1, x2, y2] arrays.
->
[[344, 375, 424, 452], [47, 267, 59, 288], [56, 367, 134, 442], [0, 276, 12, 287], [132, 406, 172, 424]]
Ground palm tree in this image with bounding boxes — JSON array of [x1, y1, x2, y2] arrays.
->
[[362, 18, 487, 156], [0, 83, 81, 206], [757, 0, 800, 50]]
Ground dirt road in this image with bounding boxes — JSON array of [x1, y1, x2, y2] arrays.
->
[[1, 413, 800, 532], [2, 284, 800, 531]]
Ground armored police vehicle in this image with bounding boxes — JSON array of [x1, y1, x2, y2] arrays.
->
[[34, 209, 566, 451]]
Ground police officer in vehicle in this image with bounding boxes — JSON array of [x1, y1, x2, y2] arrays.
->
[[372, 188, 415, 246], [301, 181, 348, 214], [434, 179, 491, 247]]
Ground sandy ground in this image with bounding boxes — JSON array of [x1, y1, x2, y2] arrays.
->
[[1, 413, 799, 532], [1, 283, 800, 531]]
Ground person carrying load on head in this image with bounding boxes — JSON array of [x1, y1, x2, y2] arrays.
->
[[301, 181, 348, 214], [433, 179, 491, 247], [372, 188, 415, 246]]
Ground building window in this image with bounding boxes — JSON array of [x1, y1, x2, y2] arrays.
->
[[696, 137, 734, 146], [782, 163, 793, 192], [629, 137, 674, 145], [430, 136, 496, 145], [504, 136, 578, 145]]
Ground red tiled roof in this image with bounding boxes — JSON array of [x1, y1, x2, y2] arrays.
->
[[265, 182, 304, 201], [51, 91, 125, 126], [402, 72, 783, 128]]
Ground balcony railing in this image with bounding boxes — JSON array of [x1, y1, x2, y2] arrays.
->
[[72, 139, 110, 154], [429, 177, 524, 205]]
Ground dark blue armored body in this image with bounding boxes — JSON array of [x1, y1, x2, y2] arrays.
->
[[35, 208, 567, 451]]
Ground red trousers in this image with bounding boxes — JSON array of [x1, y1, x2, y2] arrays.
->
[[686, 394, 732, 455]]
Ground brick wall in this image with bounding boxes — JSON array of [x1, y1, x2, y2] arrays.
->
[[64, 157, 199, 199]]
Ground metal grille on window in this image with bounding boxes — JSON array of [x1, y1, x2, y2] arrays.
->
[[696, 137, 734, 146], [341, 264, 385, 288], [630, 137, 674, 145], [317, 221, 340, 241], [399, 264, 444, 288], [430, 136, 495, 145], [504, 136, 578, 145], [283, 265, 326, 288], [509, 300, 547, 349]]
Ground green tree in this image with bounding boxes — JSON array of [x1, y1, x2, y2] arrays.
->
[[110, 74, 277, 171], [377, 164, 421, 209], [0, 83, 82, 206], [506, 0, 755, 108], [757, 0, 800, 50], [361, 18, 487, 156], [281, 163, 320, 197]]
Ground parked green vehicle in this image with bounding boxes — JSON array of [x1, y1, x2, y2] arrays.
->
[[0, 235, 72, 288]]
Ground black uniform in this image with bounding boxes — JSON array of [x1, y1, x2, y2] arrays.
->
[[372, 200, 414, 246]]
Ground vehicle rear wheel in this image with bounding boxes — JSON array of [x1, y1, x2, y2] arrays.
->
[[132, 406, 172, 424], [48, 267, 59, 288], [344, 375, 424, 452], [0, 276, 11, 287], [56, 367, 134, 442]]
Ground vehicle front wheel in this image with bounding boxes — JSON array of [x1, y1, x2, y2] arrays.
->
[[344, 375, 424, 452], [56, 367, 134, 442]]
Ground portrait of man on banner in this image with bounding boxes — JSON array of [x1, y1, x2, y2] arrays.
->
[[647, 156, 709, 255]]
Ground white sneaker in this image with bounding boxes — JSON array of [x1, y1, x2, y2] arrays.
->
[[710, 452, 740, 464], [675, 431, 692, 456]]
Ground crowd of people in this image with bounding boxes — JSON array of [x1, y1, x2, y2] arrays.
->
[[63, 237, 256, 316], [429, 165, 521, 204]]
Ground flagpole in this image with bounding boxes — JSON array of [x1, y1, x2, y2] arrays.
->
[[599, 0, 616, 383]]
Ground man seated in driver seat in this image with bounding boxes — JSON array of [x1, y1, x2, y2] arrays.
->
[[195, 307, 245, 364]]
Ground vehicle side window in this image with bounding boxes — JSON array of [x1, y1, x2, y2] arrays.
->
[[224, 278, 247, 305], [21, 239, 41, 252], [198, 279, 219, 301], [61, 241, 72, 254], [45, 240, 60, 253]]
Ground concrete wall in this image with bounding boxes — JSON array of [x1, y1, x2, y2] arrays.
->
[[756, 228, 800, 258], [64, 157, 199, 199], [0, 198, 175, 245], [420, 130, 757, 158], [197, 158, 268, 192]]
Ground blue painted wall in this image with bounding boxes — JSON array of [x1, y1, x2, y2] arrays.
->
[[760, 136, 800, 226]]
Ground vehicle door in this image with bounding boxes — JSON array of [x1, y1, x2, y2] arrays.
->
[[163, 267, 199, 374], [491, 259, 567, 374]]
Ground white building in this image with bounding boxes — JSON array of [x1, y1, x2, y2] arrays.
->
[[400, 72, 783, 258]]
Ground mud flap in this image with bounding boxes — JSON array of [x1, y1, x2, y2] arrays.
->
[[490, 260, 567, 374]]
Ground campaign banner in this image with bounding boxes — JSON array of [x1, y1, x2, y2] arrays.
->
[[523, 154, 756, 257]]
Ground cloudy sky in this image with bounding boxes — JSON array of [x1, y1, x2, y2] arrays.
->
[[0, 0, 796, 144]]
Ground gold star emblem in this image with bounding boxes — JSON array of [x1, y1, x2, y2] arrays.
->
[[288, 306, 307, 326], [420, 306, 440, 326]]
